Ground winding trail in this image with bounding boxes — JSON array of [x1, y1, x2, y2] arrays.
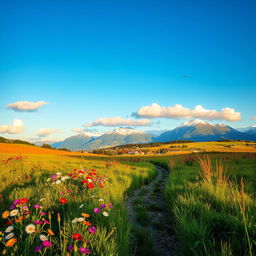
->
[[126, 166, 178, 256]]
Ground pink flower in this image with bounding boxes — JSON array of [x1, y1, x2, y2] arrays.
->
[[42, 240, 52, 247], [94, 208, 100, 214], [34, 205, 41, 209], [34, 221, 44, 225], [43, 220, 50, 224], [79, 248, 90, 254], [40, 211, 46, 215], [89, 226, 96, 234]]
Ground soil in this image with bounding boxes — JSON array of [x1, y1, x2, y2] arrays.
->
[[126, 165, 178, 256]]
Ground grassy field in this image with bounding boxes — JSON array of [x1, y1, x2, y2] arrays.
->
[[0, 148, 156, 255], [149, 153, 256, 256], [0, 143, 256, 255]]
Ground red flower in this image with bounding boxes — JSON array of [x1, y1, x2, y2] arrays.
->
[[72, 233, 82, 240], [87, 183, 94, 189], [59, 198, 67, 205], [82, 180, 88, 184], [19, 198, 28, 204], [92, 169, 97, 172], [78, 170, 84, 174]]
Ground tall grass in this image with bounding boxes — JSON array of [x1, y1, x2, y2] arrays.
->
[[165, 154, 256, 256]]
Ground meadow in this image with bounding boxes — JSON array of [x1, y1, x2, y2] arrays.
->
[[0, 143, 256, 256]]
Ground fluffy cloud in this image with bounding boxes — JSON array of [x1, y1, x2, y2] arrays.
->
[[8, 101, 48, 112], [84, 117, 151, 127], [36, 128, 59, 137], [72, 128, 84, 133], [134, 103, 241, 121], [0, 119, 24, 134]]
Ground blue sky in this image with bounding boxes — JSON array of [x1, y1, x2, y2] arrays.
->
[[0, 0, 255, 141]]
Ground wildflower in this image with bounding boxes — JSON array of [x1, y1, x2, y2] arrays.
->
[[87, 183, 94, 189], [77, 217, 85, 222], [103, 212, 109, 217], [5, 233, 14, 240], [51, 174, 57, 180], [19, 198, 28, 204], [43, 220, 50, 224], [15, 216, 24, 223], [47, 229, 54, 236], [5, 238, 16, 247], [82, 180, 88, 184], [33, 221, 44, 225], [59, 198, 67, 205], [25, 224, 36, 234], [94, 208, 100, 214], [34, 245, 43, 253], [79, 204, 84, 208], [56, 180, 62, 184], [13, 199, 20, 205], [84, 221, 91, 226], [24, 211, 31, 215], [68, 245, 74, 251], [72, 233, 82, 240], [100, 204, 106, 208], [39, 198, 45, 201], [34, 204, 41, 209], [56, 172, 61, 176], [42, 240, 52, 247], [2, 211, 9, 219], [79, 248, 90, 254], [10, 209, 19, 216], [81, 213, 90, 218], [99, 198, 104, 202], [5, 226, 13, 233], [40, 211, 46, 215], [89, 226, 96, 234], [108, 204, 113, 208], [39, 234, 48, 241], [72, 218, 78, 224]]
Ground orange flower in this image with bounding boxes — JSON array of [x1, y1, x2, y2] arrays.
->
[[83, 221, 91, 226], [2, 211, 9, 219], [81, 213, 90, 218], [15, 216, 24, 223], [47, 229, 54, 236], [6, 238, 17, 247]]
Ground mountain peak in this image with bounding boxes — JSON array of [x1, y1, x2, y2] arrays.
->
[[80, 131, 103, 137], [107, 127, 144, 136], [181, 119, 214, 127]]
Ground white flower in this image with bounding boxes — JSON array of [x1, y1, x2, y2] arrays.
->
[[39, 234, 48, 241], [72, 218, 78, 224], [5, 232, 14, 240], [61, 176, 69, 181], [56, 172, 62, 176], [79, 204, 84, 208], [102, 211, 109, 217], [10, 209, 19, 216], [39, 198, 45, 201], [25, 224, 36, 234], [77, 217, 85, 222], [87, 179, 92, 182], [99, 199, 104, 202], [5, 226, 13, 233], [56, 180, 62, 184], [46, 178, 51, 182]]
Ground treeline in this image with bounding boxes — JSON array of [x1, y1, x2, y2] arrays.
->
[[0, 136, 34, 146]]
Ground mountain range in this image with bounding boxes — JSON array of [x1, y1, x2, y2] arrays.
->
[[50, 119, 256, 151]]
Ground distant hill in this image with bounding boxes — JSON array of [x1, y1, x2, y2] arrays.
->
[[156, 119, 256, 142], [0, 136, 34, 146]]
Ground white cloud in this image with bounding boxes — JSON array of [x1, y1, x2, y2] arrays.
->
[[134, 103, 241, 121], [84, 117, 151, 127], [0, 119, 24, 134], [72, 128, 84, 133], [8, 101, 48, 112], [36, 128, 59, 137]]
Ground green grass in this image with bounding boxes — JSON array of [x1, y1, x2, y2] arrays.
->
[[0, 153, 157, 255], [160, 153, 256, 256]]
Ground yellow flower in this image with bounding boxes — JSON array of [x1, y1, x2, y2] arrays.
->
[[25, 224, 36, 234], [2, 211, 9, 219], [6, 238, 17, 247]]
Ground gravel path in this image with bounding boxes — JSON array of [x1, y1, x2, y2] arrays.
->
[[126, 165, 178, 256]]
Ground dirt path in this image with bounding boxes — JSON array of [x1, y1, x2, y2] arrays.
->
[[126, 165, 178, 256]]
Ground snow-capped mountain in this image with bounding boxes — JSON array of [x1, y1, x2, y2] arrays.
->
[[53, 128, 152, 151], [237, 125, 256, 134], [156, 119, 256, 142]]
